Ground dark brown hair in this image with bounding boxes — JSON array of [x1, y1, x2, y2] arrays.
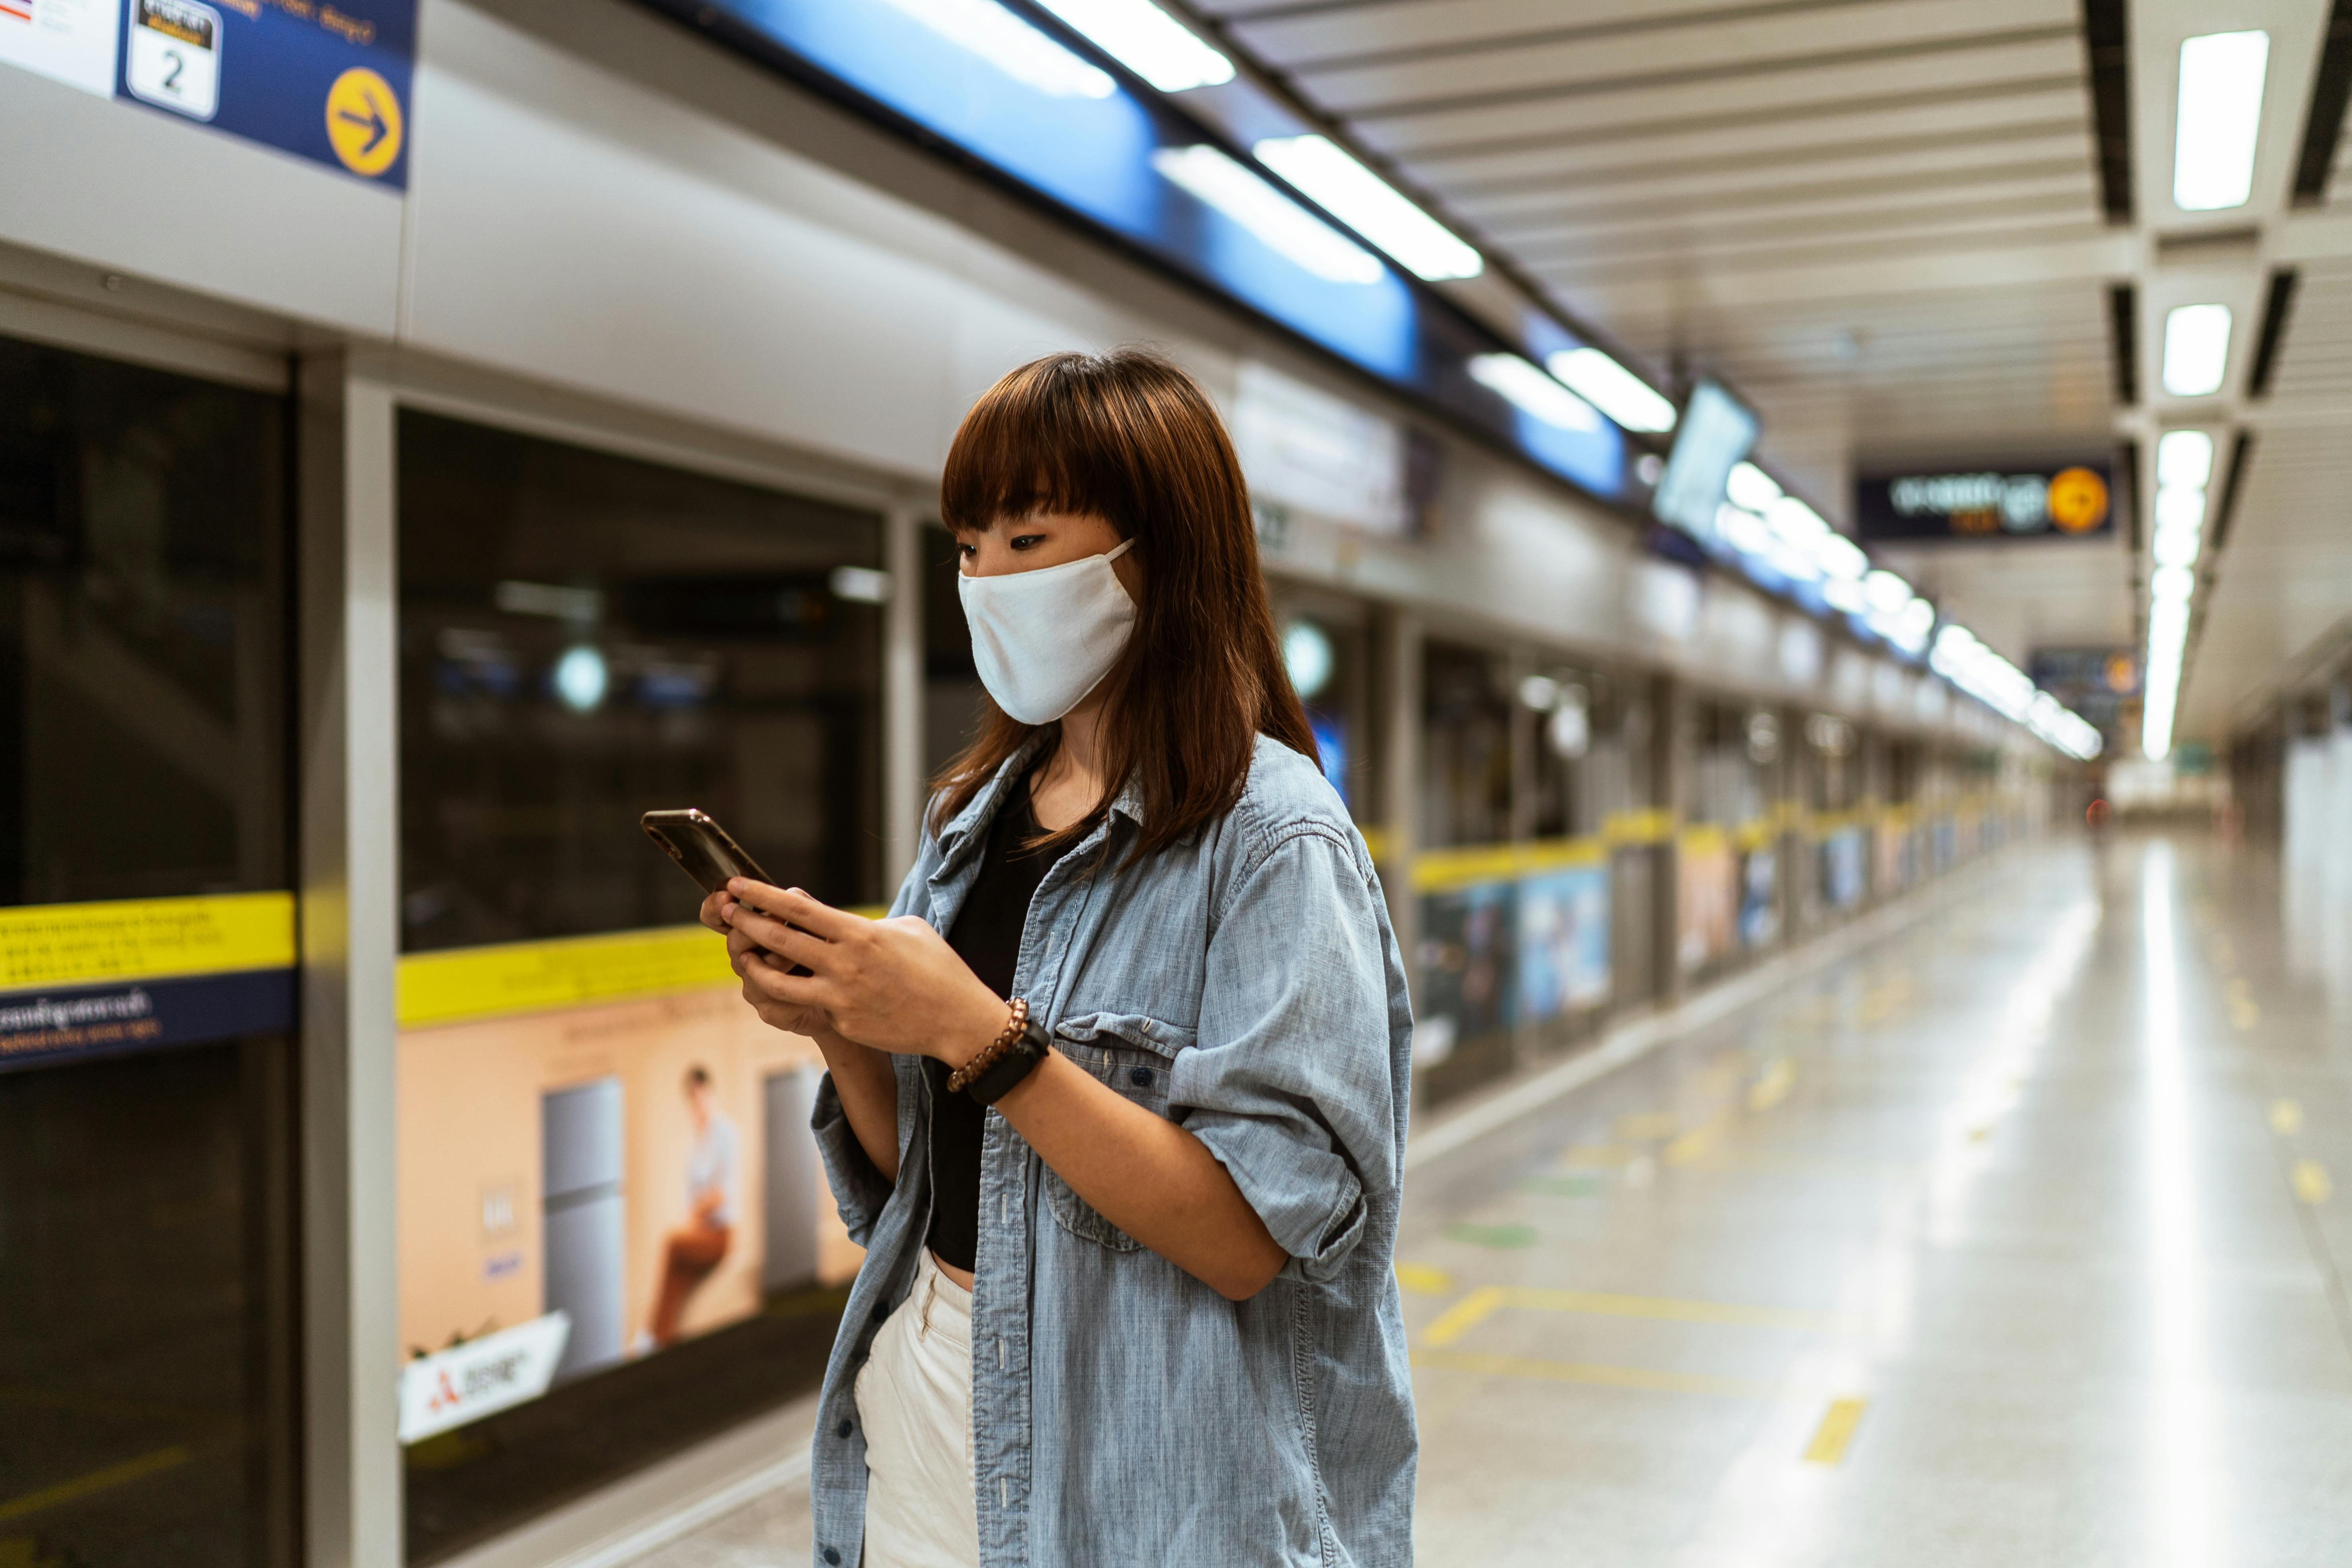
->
[[932, 348, 1316, 859]]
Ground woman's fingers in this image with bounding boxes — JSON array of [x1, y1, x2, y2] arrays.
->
[[698, 889, 735, 934], [728, 880, 863, 942], [729, 906, 829, 971], [739, 952, 828, 1009]]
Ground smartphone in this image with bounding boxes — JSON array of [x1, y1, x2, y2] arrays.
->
[[640, 809, 812, 975]]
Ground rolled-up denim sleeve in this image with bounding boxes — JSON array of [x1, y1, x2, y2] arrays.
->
[[1172, 827, 1401, 1282], [806, 827, 937, 1245]]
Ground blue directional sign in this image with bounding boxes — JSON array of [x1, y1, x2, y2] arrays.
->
[[117, 0, 416, 188]]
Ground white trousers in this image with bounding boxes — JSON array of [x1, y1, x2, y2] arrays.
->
[[854, 1249, 980, 1568]]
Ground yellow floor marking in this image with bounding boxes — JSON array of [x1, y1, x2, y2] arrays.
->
[[0, 1445, 191, 1524], [1617, 1112, 1679, 1141], [1419, 1284, 1834, 1350], [2271, 1099, 2304, 1136], [1501, 1286, 1835, 1331], [1664, 1118, 1729, 1166], [1413, 1348, 1777, 1399], [2294, 1160, 2332, 1205], [1394, 1262, 1455, 1296], [1420, 1286, 1509, 1348], [1747, 1058, 1796, 1112], [1803, 1397, 1869, 1463]]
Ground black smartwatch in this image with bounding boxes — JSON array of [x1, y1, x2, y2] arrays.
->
[[964, 1014, 1052, 1105]]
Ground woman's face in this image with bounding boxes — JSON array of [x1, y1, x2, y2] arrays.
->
[[956, 511, 1141, 599]]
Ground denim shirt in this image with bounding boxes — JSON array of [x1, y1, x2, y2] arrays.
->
[[805, 734, 1417, 1567]]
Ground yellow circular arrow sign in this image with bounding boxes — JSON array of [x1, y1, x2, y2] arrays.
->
[[326, 66, 403, 178]]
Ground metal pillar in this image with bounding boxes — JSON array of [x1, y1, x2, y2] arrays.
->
[[1379, 607, 1422, 1019], [882, 500, 925, 894], [296, 352, 404, 1568]]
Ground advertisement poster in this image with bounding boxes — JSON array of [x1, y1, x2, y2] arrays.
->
[[1822, 831, 1866, 912], [397, 980, 860, 1426], [1416, 881, 1516, 1063], [1676, 832, 1737, 972], [1517, 865, 1610, 1022], [1875, 821, 1916, 898], [1736, 848, 1779, 949]]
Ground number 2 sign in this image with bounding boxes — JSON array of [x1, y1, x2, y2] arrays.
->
[[125, 0, 220, 121]]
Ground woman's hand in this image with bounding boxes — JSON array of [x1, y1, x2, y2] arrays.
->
[[701, 889, 834, 1040], [725, 881, 1007, 1066]]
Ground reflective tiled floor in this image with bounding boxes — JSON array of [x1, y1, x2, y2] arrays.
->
[[636, 832, 2352, 1566]]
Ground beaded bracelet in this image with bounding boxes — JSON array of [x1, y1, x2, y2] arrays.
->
[[946, 996, 1029, 1095]]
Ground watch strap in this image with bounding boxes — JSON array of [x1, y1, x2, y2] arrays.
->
[[965, 1016, 1052, 1105]]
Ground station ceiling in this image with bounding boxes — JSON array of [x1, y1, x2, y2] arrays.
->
[[1189, 0, 2352, 747]]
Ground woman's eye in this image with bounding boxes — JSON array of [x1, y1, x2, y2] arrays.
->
[[1009, 534, 1046, 551], [956, 543, 976, 560]]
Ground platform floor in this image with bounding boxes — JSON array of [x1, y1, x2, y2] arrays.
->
[[628, 833, 2352, 1566]]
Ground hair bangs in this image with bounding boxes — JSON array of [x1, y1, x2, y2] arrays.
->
[[940, 358, 1133, 536]]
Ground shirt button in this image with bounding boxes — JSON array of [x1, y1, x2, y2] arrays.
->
[[822, 1549, 842, 1565], [1129, 1066, 1152, 1087], [836, 1418, 853, 1438]]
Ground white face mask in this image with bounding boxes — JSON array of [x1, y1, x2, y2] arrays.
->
[[958, 539, 1136, 725]]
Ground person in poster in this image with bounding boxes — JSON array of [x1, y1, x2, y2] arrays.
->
[[645, 1063, 739, 1349]]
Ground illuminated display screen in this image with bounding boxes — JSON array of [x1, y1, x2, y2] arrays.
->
[[637, 0, 1630, 504]]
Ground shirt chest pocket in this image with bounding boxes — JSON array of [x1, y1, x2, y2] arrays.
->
[[1043, 1012, 1194, 1252]]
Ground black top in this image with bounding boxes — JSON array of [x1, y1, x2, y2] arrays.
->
[[926, 775, 1055, 1272]]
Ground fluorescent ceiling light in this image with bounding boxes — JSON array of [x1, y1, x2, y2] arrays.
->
[[1546, 347, 1676, 433], [2154, 485, 2208, 533], [2151, 564, 2197, 604], [2152, 525, 2203, 569], [1822, 577, 1867, 614], [2174, 30, 2269, 212], [2162, 303, 2233, 397], [1252, 135, 1483, 281], [1467, 353, 1601, 431], [1715, 504, 1771, 556], [2156, 429, 2215, 488], [1863, 569, 1913, 615], [1034, 0, 1233, 92], [1768, 542, 1823, 584], [1151, 146, 1382, 284], [880, 0, 1115, 98], [1892, 597, 1936, 654], [1765, 496, 1829, 544], [1812, 531, 1869, 581], [1725, 461, 1780, 512]]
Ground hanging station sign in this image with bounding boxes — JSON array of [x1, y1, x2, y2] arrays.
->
[[1854, 460, 2114, 542], [0, 0, 414, 187]]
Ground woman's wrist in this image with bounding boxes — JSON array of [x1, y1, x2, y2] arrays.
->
[[940, 984, 1016, 1069]]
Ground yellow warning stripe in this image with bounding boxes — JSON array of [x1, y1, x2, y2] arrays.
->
[[0, 892, 295, 993], [0, 1443, 192, 1523], [1409, 836, 1608, 894], [398, 906, 889, 1030]]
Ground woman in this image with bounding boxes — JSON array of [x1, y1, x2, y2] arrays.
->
[[704, 349, 1415, 1567], [643, 1064, 737, 1349]]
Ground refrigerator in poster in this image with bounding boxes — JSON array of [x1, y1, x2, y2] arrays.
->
[[1737, 847, 1779, 949], [1517, 865, 1610, 1022], [396, 969, 861, 1435], [1822, 830, 1867, 911]]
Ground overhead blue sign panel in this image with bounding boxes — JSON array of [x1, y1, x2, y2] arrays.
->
[[0, 0, 413, 188], [638, 0, 1635, 507]]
